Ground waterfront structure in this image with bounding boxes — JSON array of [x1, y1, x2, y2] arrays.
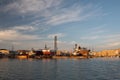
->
[[16, 50, 29, 59], [72, 44, 90, 57], [0, 49, 9, 55], [17, 50, 28, 55], [92, 49, 120, 57], [27, 49, 36, 58]]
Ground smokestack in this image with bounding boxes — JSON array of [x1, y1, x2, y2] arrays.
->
[[54, 36, 57, 51]]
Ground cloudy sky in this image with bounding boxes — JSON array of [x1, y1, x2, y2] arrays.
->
[[0, 0, 120, 51]]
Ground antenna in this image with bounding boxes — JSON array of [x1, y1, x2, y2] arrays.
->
[[11, 44, 14, 51]]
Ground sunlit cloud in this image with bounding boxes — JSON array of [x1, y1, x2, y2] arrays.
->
[[107, 42, 120, 47], [0, 0, 113, 50], [94, 33, 120, 50], [0, 30, 40, 41], [98, 41, 120, 51]]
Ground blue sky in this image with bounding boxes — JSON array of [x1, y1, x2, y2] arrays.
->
[[0, 0, 120, 51]]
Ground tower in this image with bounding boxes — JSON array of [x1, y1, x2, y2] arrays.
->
[[54, 36, 57, 52]]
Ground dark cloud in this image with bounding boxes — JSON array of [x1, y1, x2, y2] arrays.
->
[[0, 0, 15, 6]]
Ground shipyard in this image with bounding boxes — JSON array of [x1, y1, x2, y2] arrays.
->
[[0, 36, 91, 59], [0, 36, 120, 59]]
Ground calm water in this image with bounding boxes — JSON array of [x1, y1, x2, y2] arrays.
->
[[0, 58, 120, 80]]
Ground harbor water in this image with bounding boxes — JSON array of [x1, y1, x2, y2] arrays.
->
[[0, 58, 120, 80]]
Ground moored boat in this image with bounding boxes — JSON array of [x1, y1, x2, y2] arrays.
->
[[16, 54, 28, 59]]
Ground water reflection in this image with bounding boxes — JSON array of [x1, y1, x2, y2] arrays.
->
[[0, 58, 120, 80]]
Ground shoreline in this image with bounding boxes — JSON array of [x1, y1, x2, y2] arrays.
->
[[52, 56, 88, 59], [0, 54, 89, 59]]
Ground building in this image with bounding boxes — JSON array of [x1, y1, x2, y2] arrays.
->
[[0, 49, 9, 55], [92, 49, 120, 57]]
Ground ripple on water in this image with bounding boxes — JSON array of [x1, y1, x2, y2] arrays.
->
[[0, 58, 120, 80]]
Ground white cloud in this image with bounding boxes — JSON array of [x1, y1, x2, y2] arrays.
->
[[0, 30, 40, 41], [88, 24, 108, 34], [46, 7, 82, 25], [92, 33, 120, 50], [101, 34, 120, 48], [48, 33, 65, 39], [46, 3, 99, 26], [107, 34, 120, 38], [4, 0, 63, 14], [13, 25, 36, 31], [70, 41, 77, 44], [12, 42, 21, 45], [98, 41, 120, 50], [80, 35, 100, 40], [92, 30, 105, 34], [107, 42, 120, 47], [2, 0, 103, 27], [0, 0, 107, 50]]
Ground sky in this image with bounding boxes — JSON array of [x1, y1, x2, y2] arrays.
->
[[0, 0, 120, 51]]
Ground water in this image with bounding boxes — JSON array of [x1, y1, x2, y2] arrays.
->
[[0, 58, 120, 80]]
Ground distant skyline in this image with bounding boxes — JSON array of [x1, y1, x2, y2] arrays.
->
[[0, 0, 120, 51]]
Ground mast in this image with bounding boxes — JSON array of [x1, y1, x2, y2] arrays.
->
[[11, 44, 14, 51]]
